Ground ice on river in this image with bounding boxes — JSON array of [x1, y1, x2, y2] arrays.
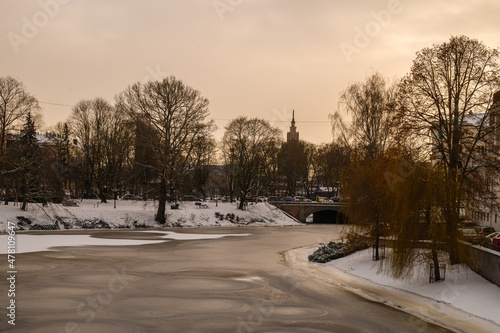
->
[[0, 230, 250, 254]]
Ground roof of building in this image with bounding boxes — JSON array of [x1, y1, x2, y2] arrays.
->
[[463, 113, 486, 127], [36, 134, 60, 144]]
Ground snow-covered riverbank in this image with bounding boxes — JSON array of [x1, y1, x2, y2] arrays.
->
[[0, 200, 301, 231], [326, 248, 500, 328], [287, 246, 500, 333]]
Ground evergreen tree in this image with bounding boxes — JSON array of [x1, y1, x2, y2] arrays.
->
[[18, 112, 41, 210]]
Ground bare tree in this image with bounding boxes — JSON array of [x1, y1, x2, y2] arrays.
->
[[0, 76, 40, 156], [70, 98, 132, 202], [190, 135, 217, 200], [342, 152, 393, 260], [396, 35, 500, 264], [222, 117, 282, 209], [222, 146, 238, 203], [386, 159, 450, 281], [70, 100, 93, 197], [331, 72, 398, 260], [117, 76, 216, 224], [332, 72, 397, 160], [0, 77, 40, 198], [314, 142, 351, 198]]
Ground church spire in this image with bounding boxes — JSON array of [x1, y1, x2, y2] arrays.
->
[[287, 110, 299, 143]]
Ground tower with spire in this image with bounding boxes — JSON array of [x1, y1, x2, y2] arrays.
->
[[287, 110, 299, 143]]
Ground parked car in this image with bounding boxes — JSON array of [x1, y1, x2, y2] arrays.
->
[[485, 231, 500, 241], [280, 196, 293, 201], [459, 228, 483, 244], [316, 196, 333, 203], [492, 237, 500, 252], [294, 196, 311, 202], [183, 195, 203, 202], [250, 196, 265, 202], [486, 232, 500, 250], [122, 194, 142, 201], [330, 197, 340, 202], [459, 220, 476, 228], [475, 226, 496, 236]]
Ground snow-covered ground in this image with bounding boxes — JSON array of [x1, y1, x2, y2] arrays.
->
[[325, 249, 500, 329], [0, 199, 300, 231]]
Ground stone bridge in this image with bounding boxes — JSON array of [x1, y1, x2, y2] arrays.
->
[[270, 201, 348, 224]]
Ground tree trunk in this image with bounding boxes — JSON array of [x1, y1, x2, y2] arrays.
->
[[373, 210, 380, 261], [229, 173, 235, 203], [156, 176, 167, 224], [100, 190, 107, 203], [432, 248, 441, 281], [425, 206, 441, 281], [238, 193, 246, 210], [446, 174, 461, 265]]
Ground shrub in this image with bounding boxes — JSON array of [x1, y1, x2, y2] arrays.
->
[[308, 232, 369, 263], [308, 242, 347, 263]]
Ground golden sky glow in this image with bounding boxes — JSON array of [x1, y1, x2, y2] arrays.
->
[[1, 0, 499, 144]]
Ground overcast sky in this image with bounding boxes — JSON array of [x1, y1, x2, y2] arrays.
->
[[1, 0, 499, 144]]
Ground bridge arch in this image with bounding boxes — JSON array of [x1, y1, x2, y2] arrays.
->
[[271, 202, 349, 224], [305, 207, 348, 224]]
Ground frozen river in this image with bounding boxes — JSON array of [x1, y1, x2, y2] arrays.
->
[[0, 226, 451, 332]]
